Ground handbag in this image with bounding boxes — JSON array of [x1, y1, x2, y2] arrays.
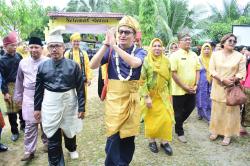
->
[[225, 83, 247, 106], [100, 48, 112, 101]]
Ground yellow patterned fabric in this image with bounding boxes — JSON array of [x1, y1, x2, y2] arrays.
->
[[5, 83, 20, 113], [105, 80, 140, 138], [118, 15, 140, 32]]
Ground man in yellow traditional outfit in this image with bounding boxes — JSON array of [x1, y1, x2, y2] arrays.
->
[[64, 32, 92, 87], [90, 16, 146, 165]]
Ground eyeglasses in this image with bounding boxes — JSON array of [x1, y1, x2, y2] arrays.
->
[[118, 30, 134, 36], [227, 39, 237, 44], [48, 44, 63, 50]]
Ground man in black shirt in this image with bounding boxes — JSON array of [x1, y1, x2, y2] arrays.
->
[[0, 32, 25, 142], [34, 27, 85, 166]]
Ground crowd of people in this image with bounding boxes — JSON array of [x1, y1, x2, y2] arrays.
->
[[0, 15, 249, 166]]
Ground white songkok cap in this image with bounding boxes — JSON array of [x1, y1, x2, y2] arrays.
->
[[47, 26, 65, 44]]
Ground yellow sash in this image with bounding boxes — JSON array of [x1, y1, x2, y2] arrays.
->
[[105, 80, 141, 138]]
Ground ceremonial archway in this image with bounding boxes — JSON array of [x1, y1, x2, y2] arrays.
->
[[44, 12, 124, 41]]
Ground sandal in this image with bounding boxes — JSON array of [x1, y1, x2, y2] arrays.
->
[[221, 137, 231, 146], [209, 134, 218, 141]]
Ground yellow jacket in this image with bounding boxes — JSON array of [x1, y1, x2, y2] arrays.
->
[[64, 48, 93, 81]]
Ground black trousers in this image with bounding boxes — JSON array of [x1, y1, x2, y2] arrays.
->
[[48, 129, 77, 166], [7, 110, 25, 134], [173, 94, 196, 136], [105, 133, 135, 166]]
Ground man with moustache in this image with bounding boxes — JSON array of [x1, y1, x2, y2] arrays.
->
[[14, 37, 49, 161], [0, 32, 25, 142], [34, 27, 85, 165]]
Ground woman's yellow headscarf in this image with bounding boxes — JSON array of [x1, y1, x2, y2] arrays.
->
[[148, 38, 170, 80], [168, 42, 178, 54], [200, 43, 212, 83], [70, 32, 81, 41]]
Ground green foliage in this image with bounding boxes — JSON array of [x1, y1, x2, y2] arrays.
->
[[0, 0, 47, 39], [139, 0, 156, 46], [154, 0, 206, 46], [206, 23, 231, 43], [204, 0, 250, 42], [110, 0, 141, 17]]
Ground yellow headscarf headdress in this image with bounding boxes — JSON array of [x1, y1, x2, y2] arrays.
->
[[200, 43, 212, 83], [117, 16, 140, 34], [70, 32, 81, 41], [168, 42, 178, 54], [148, 38, 170, 80]]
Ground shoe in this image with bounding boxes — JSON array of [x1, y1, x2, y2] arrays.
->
[[209, 134, 218, 141], [69, 151, 79, 159], [177, 135, 187, 143], [21, 153, 34, 161], [0, 143, 8, 152], [160, 143, 173, 156], [11, 133, 19, 142], [148, 142, 158, 153], [42, 144, 48, 153], [221, 137, 231, 146]]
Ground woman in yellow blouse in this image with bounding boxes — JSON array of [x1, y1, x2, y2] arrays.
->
[[140, 38, 174, 155], [209, 33, 246, 146]]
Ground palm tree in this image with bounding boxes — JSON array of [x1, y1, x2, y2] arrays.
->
[[209, 0, 250, 22], [203, 0, 250, 42], [154, 0, 207, 45]]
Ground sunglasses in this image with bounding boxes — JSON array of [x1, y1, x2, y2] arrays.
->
[[227, 39, 237, 44], [118, 30, 134, 36]]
